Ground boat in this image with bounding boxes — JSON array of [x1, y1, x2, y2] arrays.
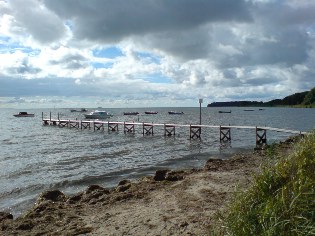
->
[[218, 110, 231, 113], [259, 108, 265, 110], [70, 108, 88, 112], [168, 111, 184, 115], [13, 112, 35, 117], [145, 111, 158, 114], [123, 112, 139, 115], [84, 110, 112, 119]]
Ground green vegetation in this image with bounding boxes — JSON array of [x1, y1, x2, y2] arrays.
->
[[207, 86, 315, 107], [215, 132, 315, 235], [302, 87, 315, 106]]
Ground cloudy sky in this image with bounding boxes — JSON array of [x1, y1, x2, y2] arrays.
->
[[0, 0, 315, 108]]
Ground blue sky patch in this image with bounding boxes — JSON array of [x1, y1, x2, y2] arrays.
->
[[0, 37, 40, 55], [142, 73, 172, 84], [91, 62, 113, 69], [136, 52, 161, 64], [93, 47, 124, 59]]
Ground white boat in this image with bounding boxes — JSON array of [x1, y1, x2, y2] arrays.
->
[[13, 112, 35, 117], [84, 110, 112, 119]]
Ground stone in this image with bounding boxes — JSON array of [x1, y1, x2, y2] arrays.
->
[[39, 190, 66, 202], [118, 179, 131, 186], [153, 169, 169, 181], [0, 212, 13, 222], [85, 185, 105, 194], [165, 171, 185, 181]]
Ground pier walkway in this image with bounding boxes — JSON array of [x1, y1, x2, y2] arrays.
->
[[42, 113, 308, 146]]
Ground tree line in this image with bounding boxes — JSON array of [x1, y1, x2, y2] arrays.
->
[[207, 87, 315, 107]]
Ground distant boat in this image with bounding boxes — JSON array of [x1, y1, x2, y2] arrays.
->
[[84, 110, 112, 119], [168, 111, 184, 115], [70, 108, 88, 112], [218, 110, 231, 113], [13, 112, 35, 117], [145, 111, 158, 114], [244, 109, 254, 111], [123, 112, 139, 115], [259, 108, 265, 110]]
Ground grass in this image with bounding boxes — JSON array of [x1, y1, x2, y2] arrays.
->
[[213, 131, 315, 236]]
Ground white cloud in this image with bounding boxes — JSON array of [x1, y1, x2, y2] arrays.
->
[[0, 0, 314, 108]]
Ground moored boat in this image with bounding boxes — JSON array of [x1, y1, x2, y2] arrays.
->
[[123, 112, 139, 115], [168, 111, 184, 115], [13, 112, 35, 117], [84, 110, 112, 119], [145, 111, 158, 114], [71, 108, 88, 112]]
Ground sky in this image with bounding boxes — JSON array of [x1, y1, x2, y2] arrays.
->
[[0, 0, 315, 108]]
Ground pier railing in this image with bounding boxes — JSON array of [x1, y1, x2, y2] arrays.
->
[[42, 113, 308, 147]]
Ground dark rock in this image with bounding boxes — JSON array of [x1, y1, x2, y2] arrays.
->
[[85, 185, 105, 194], [118, 179, 131, 186], [116, 183, 131, 192], [205, 159, 224, 171], [39, 190, 66, 202], [165, 171, 185, 181], [153, 169, 169, 181], [180, 221, 189, 227], [16, 220, 34, 230], [0, 212, 13, 222], [67, 194, 83, 204]]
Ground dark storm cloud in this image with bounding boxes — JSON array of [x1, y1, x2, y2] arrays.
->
[[8, 0, 66, 44], [44, 0, 252, 42], [6, 58, 41, 75], [49, 54, 89, 69]]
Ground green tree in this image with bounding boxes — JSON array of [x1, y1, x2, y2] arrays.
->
[[302, 87, 315, 105]]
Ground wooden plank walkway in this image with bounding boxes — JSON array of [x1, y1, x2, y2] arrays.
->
[[42, 115, 308, 146]]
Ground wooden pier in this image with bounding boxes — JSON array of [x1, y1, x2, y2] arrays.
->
[[42, 113, 307, 147]]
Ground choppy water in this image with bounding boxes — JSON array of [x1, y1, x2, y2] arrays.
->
[[0, 107, 314, 216]]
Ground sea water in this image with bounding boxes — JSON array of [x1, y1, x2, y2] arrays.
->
[[0, 107, 314, 216]]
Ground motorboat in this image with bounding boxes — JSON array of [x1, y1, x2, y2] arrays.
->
[[168, 111, 184, 115], [84, 110, 112, 119], [218, 110, 231, 113], [71, 108, 88, 112], [123, 112, 139, 115], [145, 111, 158, 114], [13, 112, 35, 117]]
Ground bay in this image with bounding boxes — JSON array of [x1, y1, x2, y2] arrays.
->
[[0, 107, 314, 216]]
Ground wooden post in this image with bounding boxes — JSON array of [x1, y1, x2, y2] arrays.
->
[[124, 122, 135, 133], [256, 127, 267, 146], [108, 122, 119, 132], [164, 124, 175, 136], [81, 121, 91, 129], [69, 120, 79, 129], [93, 122, 104, 131], [220, 126, 231, 142], [190, 125, 201, 139], [143, 123, 154, 136]]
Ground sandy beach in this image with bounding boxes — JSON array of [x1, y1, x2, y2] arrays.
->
[[0, 139, 295, 236]]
